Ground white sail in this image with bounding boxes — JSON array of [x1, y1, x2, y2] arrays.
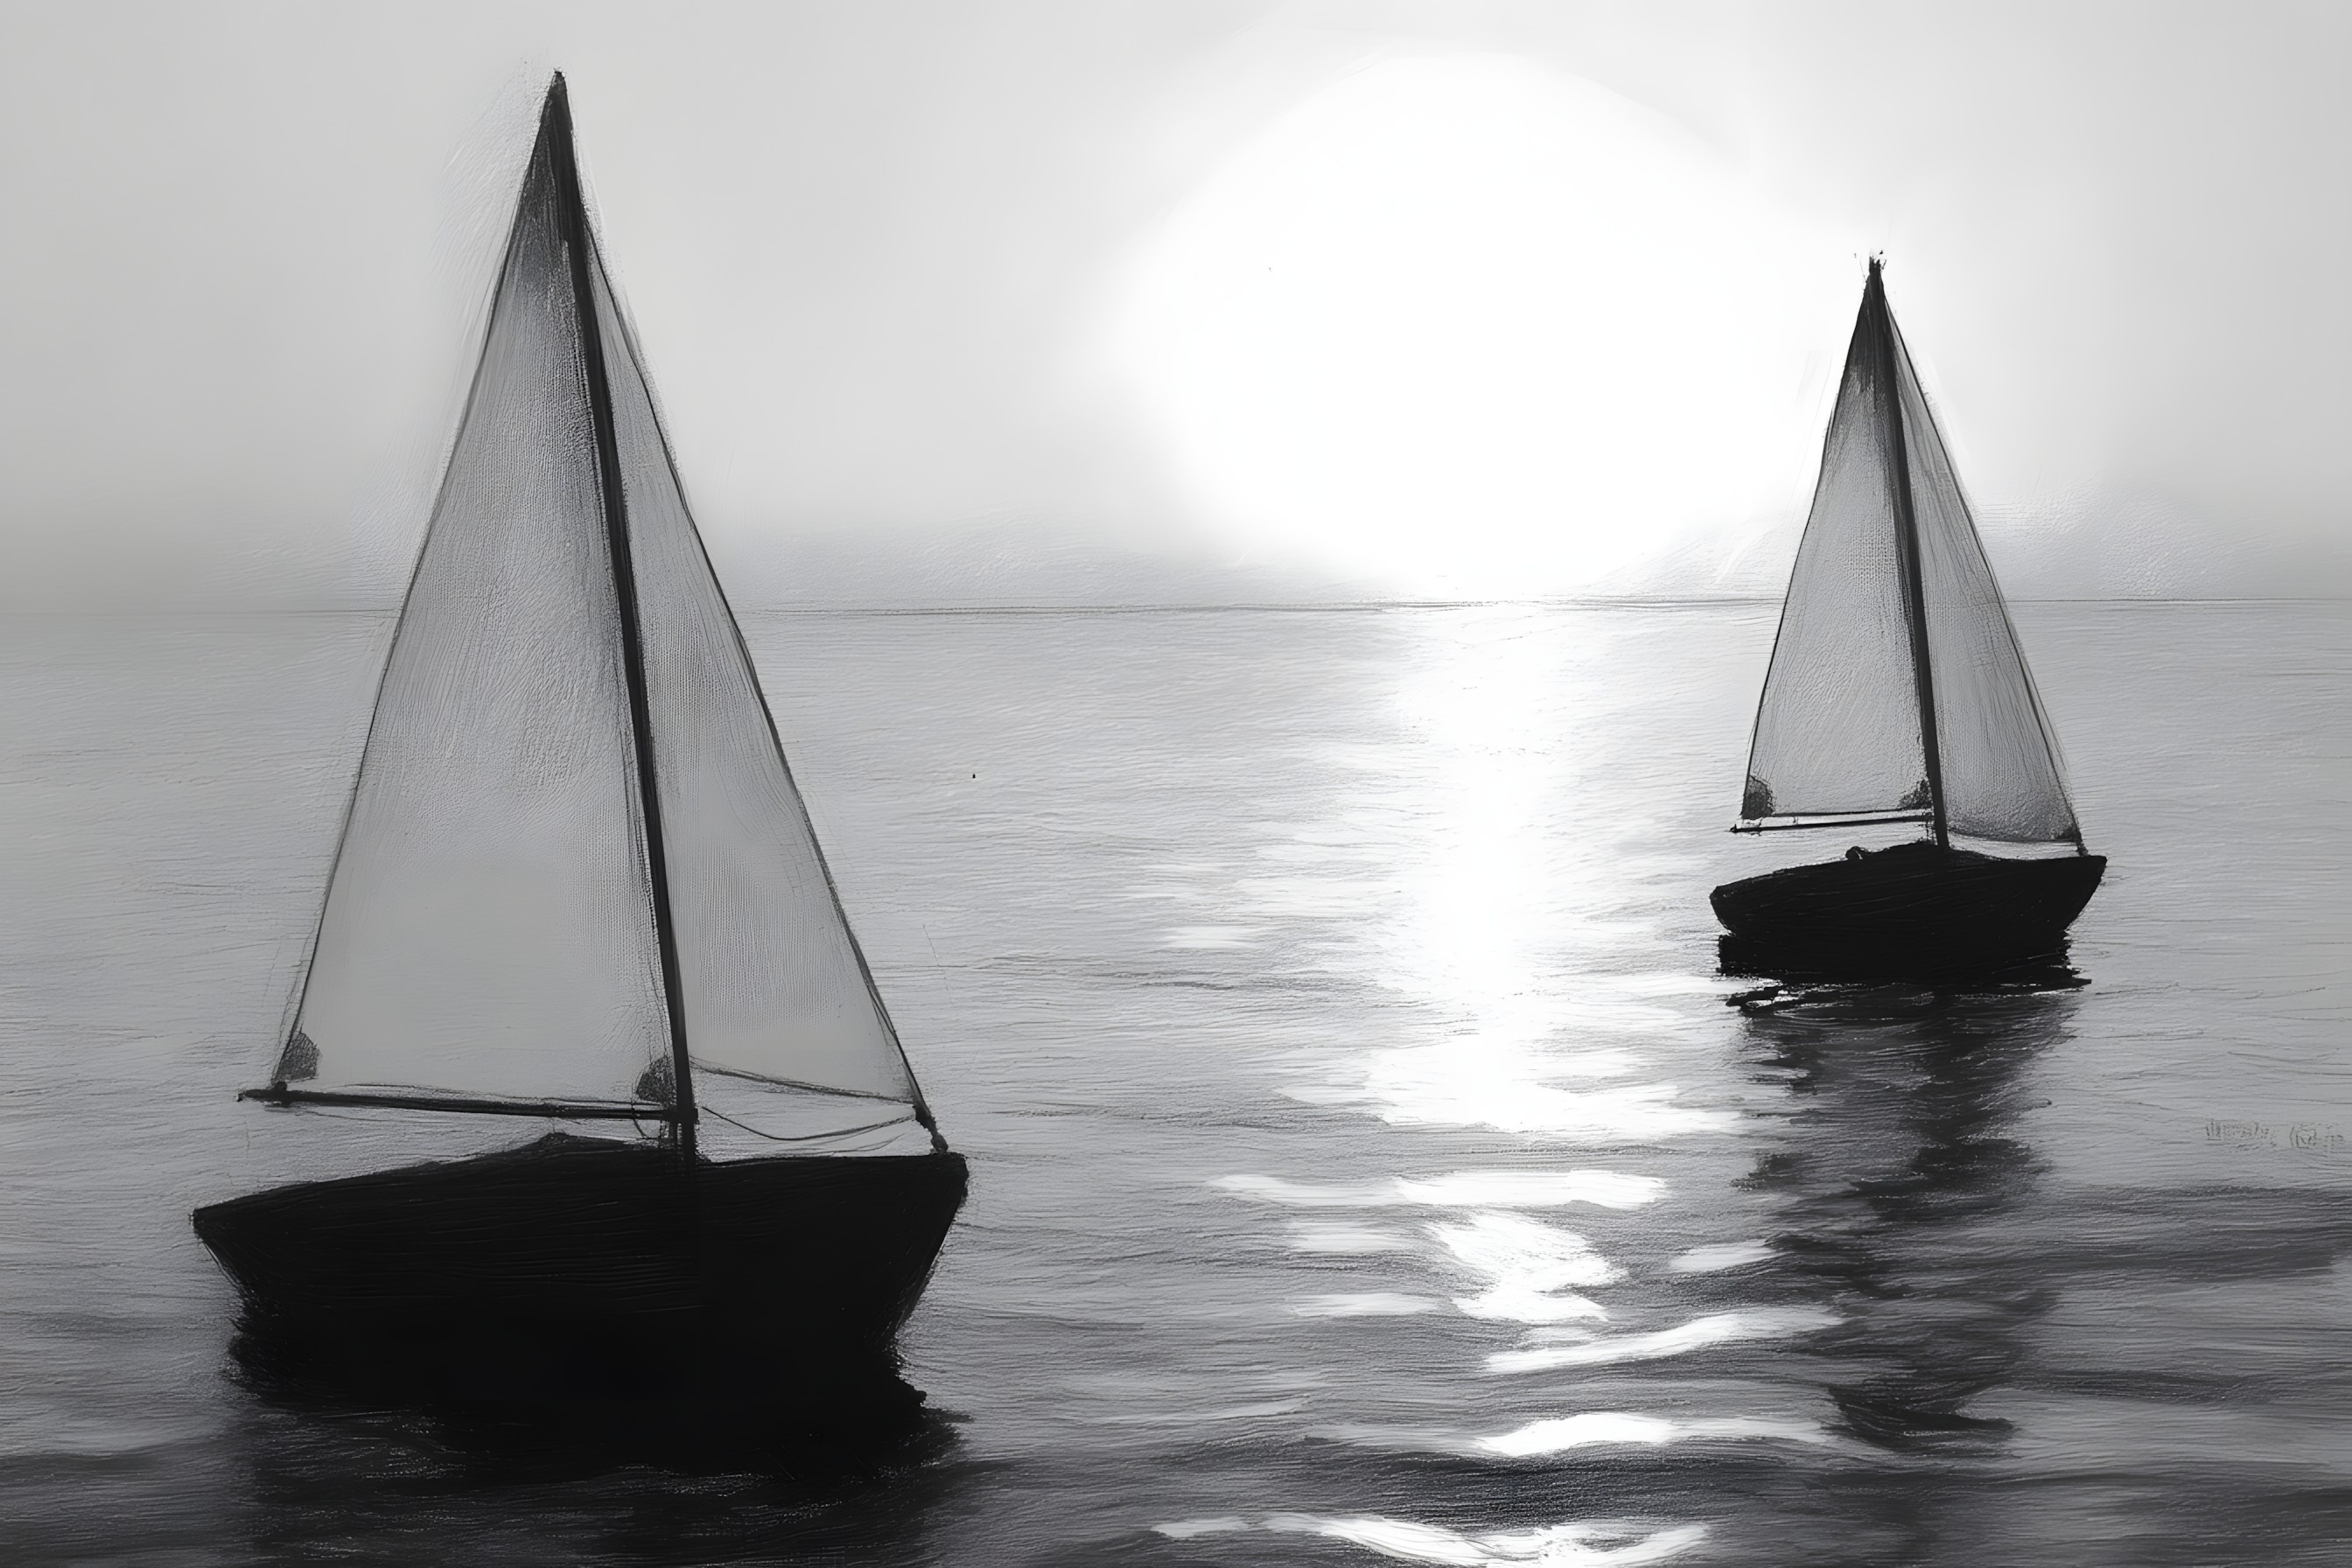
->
[[275, 87, 928, 1137], [587, 247, 925, 1130], [1740, 276, 1929, 824], [1739, 263, 2080, 846], [283, 130, 668, 1108], [1892, 324, 2079, 844]]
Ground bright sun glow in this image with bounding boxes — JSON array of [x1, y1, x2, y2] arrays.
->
[[1110, 54, 1844, 598]]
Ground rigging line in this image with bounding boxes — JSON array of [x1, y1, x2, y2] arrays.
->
[[544, 75, 699, 1164], [699, 1103, 920, 1144], [690, 1061, 914, 1103]]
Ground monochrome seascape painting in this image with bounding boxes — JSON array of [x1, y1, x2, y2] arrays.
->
[[3, 5, 2348, 1565]]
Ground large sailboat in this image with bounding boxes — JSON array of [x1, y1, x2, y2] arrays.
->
[[193, 77, 965, 1412], [1712, 259, 2104, 977]]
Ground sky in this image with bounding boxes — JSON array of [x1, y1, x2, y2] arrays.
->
[[1, 0, 2347, 607]]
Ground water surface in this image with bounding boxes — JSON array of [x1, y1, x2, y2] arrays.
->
[[0, 601, 2345, 1564]]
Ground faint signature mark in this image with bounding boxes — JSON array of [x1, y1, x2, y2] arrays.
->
[[2206, 1120, 2349, 1155]]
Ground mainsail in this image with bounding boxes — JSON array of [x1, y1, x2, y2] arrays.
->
[[266, 78, 931, 1149], [1738, 260, 2080, 847]]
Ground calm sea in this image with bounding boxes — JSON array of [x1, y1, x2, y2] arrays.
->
[[0, 600, 2346, 1565]]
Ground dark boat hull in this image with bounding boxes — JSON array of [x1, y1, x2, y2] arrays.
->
[[1712, 841, 2104, 980], [192, 1133, 967, 1415]]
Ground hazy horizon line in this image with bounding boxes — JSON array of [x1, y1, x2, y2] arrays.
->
[[4, 594, 2346, 620]]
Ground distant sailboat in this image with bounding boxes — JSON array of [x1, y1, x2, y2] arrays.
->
[[193, 76, 965, 1414], [1712, 259, 2104, 977]]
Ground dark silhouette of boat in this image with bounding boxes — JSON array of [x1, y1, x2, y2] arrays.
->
[[194, 76, 964, 1421], [1714, 261, 2103, 979], [198, 1134, 962, 1425], [1715, 840, 2104, 979]]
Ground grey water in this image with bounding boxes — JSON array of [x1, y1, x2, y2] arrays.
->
[[1, 599, 2346, 1565]]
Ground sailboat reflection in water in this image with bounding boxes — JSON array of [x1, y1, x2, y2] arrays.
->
[[193, 77, 965, 1421], [1713, 259, 2104, 978], [1734, 978, 2074, 1470]]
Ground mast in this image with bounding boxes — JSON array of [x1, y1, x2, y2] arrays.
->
[[543, 75, 700, 1160], [1868, 258, 1949, 850]]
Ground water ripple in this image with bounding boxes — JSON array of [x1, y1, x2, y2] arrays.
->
[[1487, 1307, 1840, 1373], [1155, 1513, 1713, 1565], [1216, 1170, 1664, 1210], [1479, 1412, 1832, 1458]]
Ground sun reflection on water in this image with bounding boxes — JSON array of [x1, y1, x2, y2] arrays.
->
[[1244, 608, 1736, 1144], [1184, 608, 1823, 1557], [1158, 1512, 1715, 1565]]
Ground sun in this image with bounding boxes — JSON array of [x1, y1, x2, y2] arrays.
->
[[1106, 53, 1843, 598]]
